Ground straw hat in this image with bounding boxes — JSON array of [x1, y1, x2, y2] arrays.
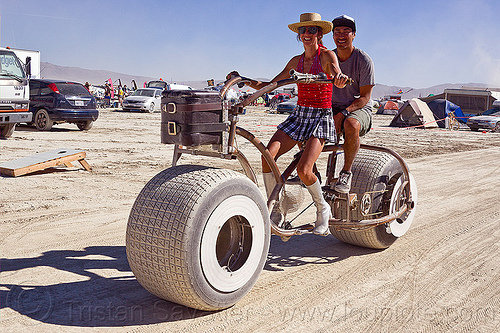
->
[[288, 13, 333, 34]]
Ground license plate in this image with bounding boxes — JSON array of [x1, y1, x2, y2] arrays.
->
[[75, 100, 84, 106]]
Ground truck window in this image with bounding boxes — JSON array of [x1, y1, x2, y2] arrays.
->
[[0, 51, 26, 78]]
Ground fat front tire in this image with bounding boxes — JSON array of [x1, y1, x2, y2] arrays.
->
[[126, 165, 270, 311], [34, 109, 53, 131], [329, 149, 417, 249]]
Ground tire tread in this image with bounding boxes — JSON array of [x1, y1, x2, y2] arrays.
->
[[330, 150, 400, 249], [127, 165, 266, 310]]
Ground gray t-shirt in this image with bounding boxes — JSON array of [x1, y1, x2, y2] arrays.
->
[[332, 48, 375, 109]]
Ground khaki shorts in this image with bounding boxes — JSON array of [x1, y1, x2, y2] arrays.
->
[[344, 105, 372, 137]]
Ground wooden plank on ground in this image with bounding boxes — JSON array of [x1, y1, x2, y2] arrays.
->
[[0, 148, 91, 177]]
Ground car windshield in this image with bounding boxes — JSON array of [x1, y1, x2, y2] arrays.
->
[[132, 89, 155, 97], [490, 111, 500, 117], [57, 83, 91, 96]]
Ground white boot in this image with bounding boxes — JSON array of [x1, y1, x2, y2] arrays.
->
[[262, 172, 283, 225], [306, 179, 331, 236]]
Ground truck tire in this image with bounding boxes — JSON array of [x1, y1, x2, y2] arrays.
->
[[34, 109, 53, 131], [126, 165, 270, 311], [329, 149, 417, 249], [0, 123, 15, 139]]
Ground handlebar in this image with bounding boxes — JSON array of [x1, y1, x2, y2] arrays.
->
[[223, 70, 354, 113], [222, 70, 353, 112], [288, 69, 354, 85]]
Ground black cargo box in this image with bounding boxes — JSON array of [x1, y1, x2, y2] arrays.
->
[[161, 90, 228, 147]]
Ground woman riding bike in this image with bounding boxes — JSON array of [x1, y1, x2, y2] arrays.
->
[[228, 12, 349, 235]]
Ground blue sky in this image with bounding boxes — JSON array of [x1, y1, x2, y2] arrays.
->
[[1, 0, 499, 88]]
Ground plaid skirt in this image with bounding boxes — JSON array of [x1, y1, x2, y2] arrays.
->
[[277, 105, 336, 143]]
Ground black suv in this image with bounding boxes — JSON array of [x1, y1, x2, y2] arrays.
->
[[29, 79, 99, 131]]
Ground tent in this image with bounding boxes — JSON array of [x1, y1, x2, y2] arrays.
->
[[389, 98, 438, 128], [376, 100, 400, 115], [426, 99, 470, 127]]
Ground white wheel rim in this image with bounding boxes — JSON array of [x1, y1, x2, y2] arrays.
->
[[387, 173, 418, 237], [200, 195, 265, 292]]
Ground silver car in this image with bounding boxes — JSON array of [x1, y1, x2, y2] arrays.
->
[[466, 110, 500, 132], [122, 88, 162, 113]]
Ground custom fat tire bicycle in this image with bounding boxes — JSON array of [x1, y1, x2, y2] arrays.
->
[[125, 71, 418, 311]]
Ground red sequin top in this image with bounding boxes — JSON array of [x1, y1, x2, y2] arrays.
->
[[296, 46, 333, 108]]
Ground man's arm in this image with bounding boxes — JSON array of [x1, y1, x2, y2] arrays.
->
[[346, 84, 373, 112]]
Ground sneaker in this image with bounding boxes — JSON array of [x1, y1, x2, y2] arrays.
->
[[334, 171, 352, 194]]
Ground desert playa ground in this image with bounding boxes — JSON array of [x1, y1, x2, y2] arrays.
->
[[1, 106, 499, 332]]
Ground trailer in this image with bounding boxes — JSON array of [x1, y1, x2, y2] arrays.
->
[[10, 48, 40, 79]]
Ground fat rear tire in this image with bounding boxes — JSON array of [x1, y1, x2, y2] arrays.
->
[[329, 149, 417, 249], [126, 165, 270, 311]]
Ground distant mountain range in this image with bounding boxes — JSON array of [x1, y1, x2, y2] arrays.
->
[[40, 61, 490, 100]]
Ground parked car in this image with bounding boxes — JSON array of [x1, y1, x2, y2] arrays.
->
[[29, 79, 99, 131], [122, 88, 162, 113], [480, 108, 500, 116], [267, 93, 291, 109], [146, 80, 193, 91], [466, 110, 500, 131], [276, 96, 298, 114]]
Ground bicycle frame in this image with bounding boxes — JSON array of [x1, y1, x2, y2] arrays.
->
[[171, 74, 415, 239]]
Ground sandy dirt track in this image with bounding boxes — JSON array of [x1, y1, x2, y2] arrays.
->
[[1, 106, 500, 332]]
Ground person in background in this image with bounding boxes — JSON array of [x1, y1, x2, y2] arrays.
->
[[104, 83, 111, 107], [330, 15, 375, 194], [118, 85, 124, 107], [228, 12, 348, 236]]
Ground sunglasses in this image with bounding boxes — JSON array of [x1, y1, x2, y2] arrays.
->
[[298, 26, 319, 34]]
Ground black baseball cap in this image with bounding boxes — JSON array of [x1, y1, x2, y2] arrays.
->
[[332, 15, 356, 32]]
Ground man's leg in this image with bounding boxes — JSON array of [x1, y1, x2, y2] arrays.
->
[[333, 118, 359, 194], [334, 107, 373, 194], [341, 117, 361, 173]]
